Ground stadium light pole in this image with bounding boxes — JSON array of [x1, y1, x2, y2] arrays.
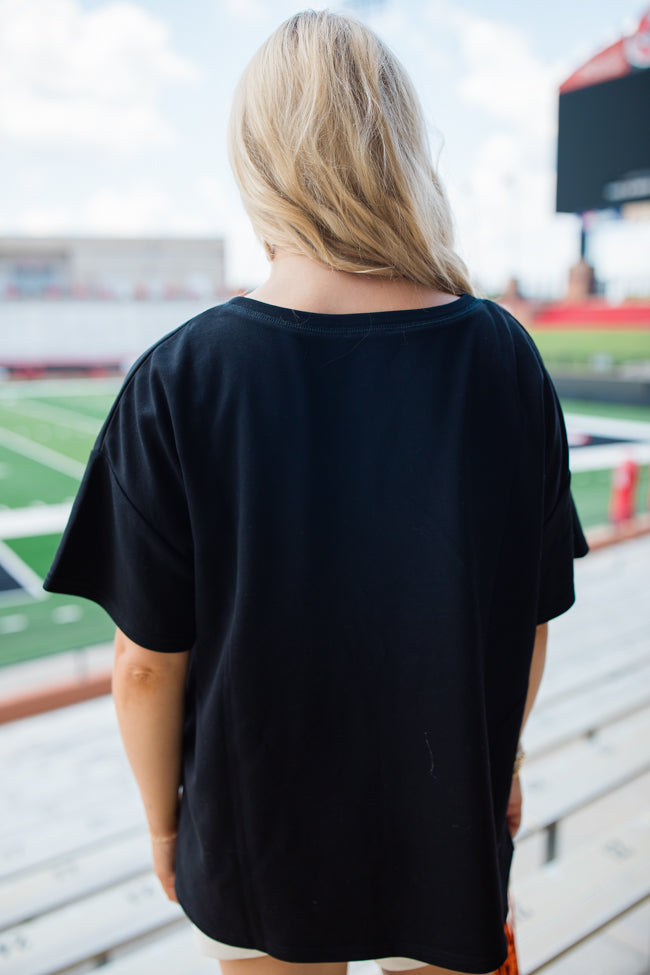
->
[[579, 213, 587, 260]]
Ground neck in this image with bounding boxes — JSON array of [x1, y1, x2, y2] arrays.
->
[[245, 252, 459, 315]]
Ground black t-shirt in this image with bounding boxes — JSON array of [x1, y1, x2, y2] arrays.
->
[[45, 293, 588, 973]]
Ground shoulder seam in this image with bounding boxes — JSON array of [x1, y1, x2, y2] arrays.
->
[[96, 310, 209, 449], [93, 447, 190, 561]]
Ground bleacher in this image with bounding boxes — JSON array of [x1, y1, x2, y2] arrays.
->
[[0, 534, 649, 975]]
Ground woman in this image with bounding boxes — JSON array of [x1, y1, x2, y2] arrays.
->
[[45, 11, 588, 975]]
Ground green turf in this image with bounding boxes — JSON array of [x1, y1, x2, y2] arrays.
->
[[571, 466, 649, 530], [0, 445, 81, 507], [7, 533, 61, 578], [529, 329, 650, 368], [0, 534, 115, 665], [0, 592, 114, 666], [560, 399, 650, 423], [29, 394, 117, 421], [0, 404, 98, 463]]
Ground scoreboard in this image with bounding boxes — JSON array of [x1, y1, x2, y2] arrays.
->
[[556, 10, 650, 214]]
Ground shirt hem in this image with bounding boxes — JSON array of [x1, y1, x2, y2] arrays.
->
[[182, 910, 506, 973], [537, 588, 576, 624], [42, 574, 194, 652]]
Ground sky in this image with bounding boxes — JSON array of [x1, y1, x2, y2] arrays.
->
[[1, 0, 649, 297]]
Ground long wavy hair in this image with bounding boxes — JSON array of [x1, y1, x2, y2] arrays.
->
[[228, 10, 473, 296]]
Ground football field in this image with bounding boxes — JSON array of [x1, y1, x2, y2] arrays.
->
[[0, 379, 649, 669], [0, 380, 120, 667]]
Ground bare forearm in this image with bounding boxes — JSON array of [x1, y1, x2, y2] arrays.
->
[[112, 630, 189, 837], [521, 622, 548, 736], [507, 622, 548, 836]]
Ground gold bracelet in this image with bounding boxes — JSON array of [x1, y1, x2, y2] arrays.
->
[[513, 744, 525, 777]]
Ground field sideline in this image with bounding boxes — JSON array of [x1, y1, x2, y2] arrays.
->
[[0, 378, 649, 668]]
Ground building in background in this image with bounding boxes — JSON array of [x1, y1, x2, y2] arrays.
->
[[0, 237, 226, 300]]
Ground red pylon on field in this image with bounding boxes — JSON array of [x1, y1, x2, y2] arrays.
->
[[608, 456, 639, 524]]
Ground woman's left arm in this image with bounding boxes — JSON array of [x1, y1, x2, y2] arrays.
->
[[506, 622, 549, 838], [112, 627, 190, 902]]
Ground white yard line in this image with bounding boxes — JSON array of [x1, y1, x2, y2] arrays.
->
[[570, 442, 650, 472], [0, 502, 72, 540], [0, 428, 85, 479], [0, 379, 121, 399], [565, 413, 650, 473], [565, 413, 650, 441], [0, 539, 46, 599], [0, 400, 103, 435]]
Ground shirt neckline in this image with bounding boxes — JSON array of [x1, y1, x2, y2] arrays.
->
[[228, 293, 479, 332]]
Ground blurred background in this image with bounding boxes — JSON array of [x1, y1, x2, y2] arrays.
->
[[0, 2, 649, 974], [1, 0, 648, 297]]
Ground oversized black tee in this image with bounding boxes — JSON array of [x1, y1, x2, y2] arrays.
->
[[45, 293, 588, 974]]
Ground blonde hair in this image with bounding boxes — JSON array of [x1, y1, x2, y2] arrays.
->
[[228, 10, 473, 296]]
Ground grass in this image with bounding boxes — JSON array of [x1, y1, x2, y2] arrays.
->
[[0, 532, 116, 668], [570, 466, 649, 530], [0, 445, 80, 507], [0, 596, 114, 667], [0, 403, 97, 463], [529, 329, 650, 368], [31, 394, 117, 421], [560, 399, 650, 424], [0, 388, 113, 666], [7, 533, 62, 579]]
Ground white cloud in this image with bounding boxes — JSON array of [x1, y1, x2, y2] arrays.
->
[[198, 177, 231, 215], [9, 174, 265, 267], [0, 0, 199, 152], [222, 0, 268, 23], [227, 219, 267, 290], [83, 183, 172, 234], [16, 182, 198, 236], [198, 175, 267, 287], [453, 12, 560, 142], [18, 206, 76, 235], [448, 133, 578, 296], [424, 8, 580, 295]]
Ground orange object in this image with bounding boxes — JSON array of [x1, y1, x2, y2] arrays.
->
[[494, 917, 519, 974], [609, 457, 639, 523]]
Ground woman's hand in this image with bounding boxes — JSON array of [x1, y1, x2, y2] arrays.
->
[[506, 774, 522, 838], [151, 832, 179, 902]]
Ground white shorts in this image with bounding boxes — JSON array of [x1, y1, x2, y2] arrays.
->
[[192, 926, 429, 971]]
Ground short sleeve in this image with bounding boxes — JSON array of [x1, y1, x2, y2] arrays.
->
[[44, 355, 195, 652], [537, 373, 589, 624]]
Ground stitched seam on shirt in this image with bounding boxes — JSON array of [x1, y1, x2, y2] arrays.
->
[[97, 447, 190, 563], [228, 297, 480, 335], [96, 318, 194, 449]]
